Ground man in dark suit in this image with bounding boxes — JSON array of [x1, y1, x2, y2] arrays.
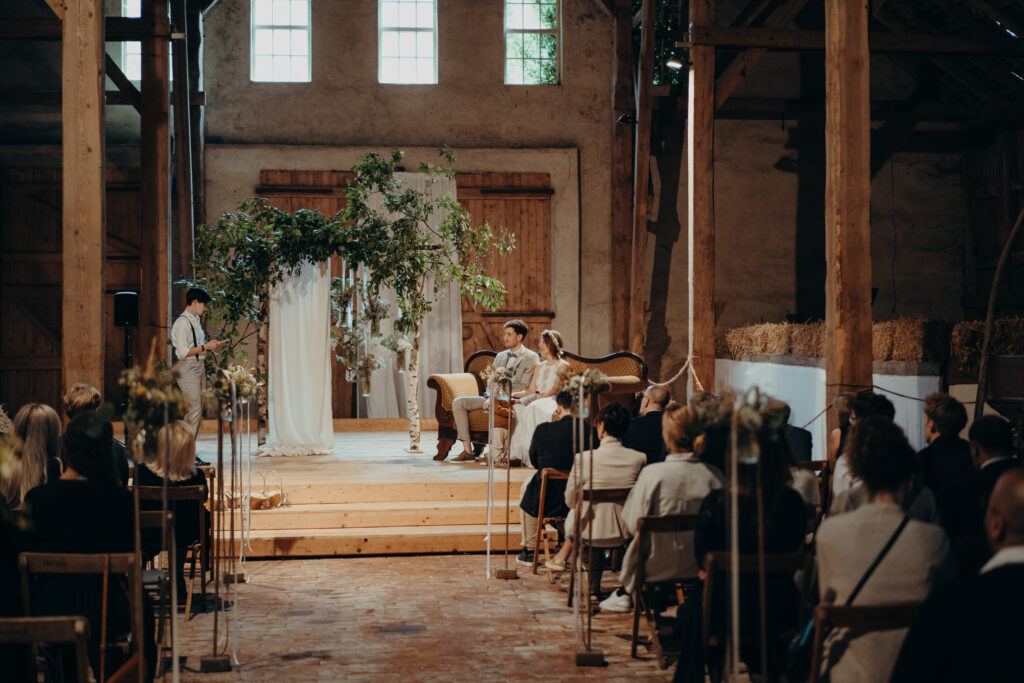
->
[[939, 414, 1017, 575], [780, 403, 812, 464], [891, 466, 1024, 682], [516, 390, 594, 565], [622, 384, 670, 465], [917, 393, 972, 496]]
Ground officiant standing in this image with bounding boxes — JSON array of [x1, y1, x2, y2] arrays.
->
[[171, 287, 222, 437]]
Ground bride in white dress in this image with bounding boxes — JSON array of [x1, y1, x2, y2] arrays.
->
[[509, 329, 571, 467]]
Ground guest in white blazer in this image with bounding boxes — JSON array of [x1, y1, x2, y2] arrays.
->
[[545, 403, 646, 572], [601, 402, 724, 613]]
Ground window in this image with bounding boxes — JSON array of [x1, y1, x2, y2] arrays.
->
[[378, 0, 437, 84], [122, 0, 142, 81], [251, 0, 311, 83], [504, 0, 559, 85]]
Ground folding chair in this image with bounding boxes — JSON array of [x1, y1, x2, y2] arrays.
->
[[568, 487, 632, 608], [807, 601, 921, 683], [531, 468, 570, 577], [20, 552, 145, 683], [630, 513, 699, 668], [701, 551, 814, 682], [0, 616, 90, 683], [134, 484, 209, 616]]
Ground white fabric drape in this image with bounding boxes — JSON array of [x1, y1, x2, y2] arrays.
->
[[264, 260, 334, 455], [362, 173, 463, 418]]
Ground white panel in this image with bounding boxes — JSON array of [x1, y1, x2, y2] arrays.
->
[[254, 0, 273, 25], [254, 29, 275, 55], [273, 28, 290, 55], [381, 2, 399, 28], [417, 32, 433, 59], [291, 29, 309, 56], [273, 0, 291, 25], [291, 56, 309, 82], [398, 31, 416, 58], [380, 56, 400, 82], [416, 1, 434, 29], [398, 1, 416, 28], [381, 30, 399, 58], [272, 55, 290, 80], [253, 55, 273, 81], [290, 0, 309, 25]]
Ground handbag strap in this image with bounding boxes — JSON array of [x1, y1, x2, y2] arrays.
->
[[846, 514, 910, 605]]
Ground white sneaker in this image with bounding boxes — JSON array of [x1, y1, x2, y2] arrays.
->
[[599, 591, 632, 613]]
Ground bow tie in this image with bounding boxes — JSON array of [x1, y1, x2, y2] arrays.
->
[[508, 353, 516, 358]]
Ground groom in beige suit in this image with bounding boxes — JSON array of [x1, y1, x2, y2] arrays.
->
[[449, 319, 539, 462]]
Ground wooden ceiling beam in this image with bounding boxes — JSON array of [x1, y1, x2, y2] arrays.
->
[[0, 16, 170, 41], [104, 53, 141, 112], [962, 0, 1024, 40]]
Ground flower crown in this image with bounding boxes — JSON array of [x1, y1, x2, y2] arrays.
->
[[542, 329, 563, 357]]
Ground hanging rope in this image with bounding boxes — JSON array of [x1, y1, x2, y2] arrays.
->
[[648, 355, 706, 393]]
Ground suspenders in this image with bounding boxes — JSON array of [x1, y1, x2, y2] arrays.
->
[[177, 314, 201, 360]]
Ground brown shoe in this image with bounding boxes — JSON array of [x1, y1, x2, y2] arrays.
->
[[451, 450, 477, 462]]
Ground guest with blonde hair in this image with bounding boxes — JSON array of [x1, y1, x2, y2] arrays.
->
[[1, 403, 61, 508]]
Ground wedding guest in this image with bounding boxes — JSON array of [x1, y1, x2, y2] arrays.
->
[[600, 402, 723, 613], [780, 403, 820, 507], [826, 392, 854, 472], [63, 383, 130, 486], [515, 391, 594, 566], [917, 392, 972, 497], [675, 414, 806, 683], [545, 404, 645, 580], [447, 319, 538, 462], [832, 390, 895, 496], [815, 417, 951, 683], [172, 287, 222, 438], [891, 467, 1024, 682], [622, 384, 671, 465], [136, 420, 210, 599], [509, 329, 571, 467], [2, 403, 61, 507], [24, 413, 155, 682]]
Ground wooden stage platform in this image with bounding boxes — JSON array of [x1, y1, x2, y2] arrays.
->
[[196, 430, 531, 558]]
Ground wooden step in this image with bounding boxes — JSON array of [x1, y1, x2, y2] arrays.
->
[[247, 501, 522, 530], [226, 524, 527, 557], [280, 479, 528, 505]]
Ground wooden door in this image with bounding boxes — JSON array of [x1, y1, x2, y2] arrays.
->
[[456, 173, 554, 362], [257, 170, 356, 418]]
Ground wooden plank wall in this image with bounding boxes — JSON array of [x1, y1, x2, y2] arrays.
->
[[0, 168, 142, 415]]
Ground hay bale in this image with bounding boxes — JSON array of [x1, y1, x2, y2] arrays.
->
[[790, 322, 825, 358], [726, 326, 759, 359], [891, 317, 926, 362], [761, 323, 790, 355], [872, 321, 895, 361], [951, 320, 983, 372], [993, 317, 1024, 356]]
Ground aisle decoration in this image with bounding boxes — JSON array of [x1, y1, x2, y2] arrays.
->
[[120, 348, 188, 462], [560, 367, 608, 418]]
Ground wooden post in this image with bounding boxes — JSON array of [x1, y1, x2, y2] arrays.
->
[[187, 2, 206, 228], [610, 0, 634, 351], [172, 0, 194, 311], [687, 0, 716, 394], [628, 0, 657, 356], [824, 0, 872, 414], [140, 0, 172, 364], [61, 0, 106, 393]]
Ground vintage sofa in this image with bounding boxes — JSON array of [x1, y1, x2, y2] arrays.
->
[[427, 350, 649, 461]]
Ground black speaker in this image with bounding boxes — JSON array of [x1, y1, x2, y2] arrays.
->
[[114, 291, 139, 328]]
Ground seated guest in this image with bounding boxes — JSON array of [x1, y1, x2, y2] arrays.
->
[[24, 413, 155, 682], [515, 391, 593, 566], [545, 404, 645, 574], [832, 390, 895, 496], [2, 403, 61, 508], [891, 466, 1024, 682], [939, 414, 1017, 575], [63, 383, 130, 486], [780, 404, 820, 507], [599, 402, 723, 613], [136, 421, 210, 598], [917, 392, 972, 497], [622, 384, 670, 465], [675, 412, 807, 683], [826, 392, 854, 472], [815, 417, 951, 683]]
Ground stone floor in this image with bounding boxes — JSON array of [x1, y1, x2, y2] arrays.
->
[[169, 554, 676, 681]]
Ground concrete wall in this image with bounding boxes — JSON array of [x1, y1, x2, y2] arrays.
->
[[202, 0, 615, 355]]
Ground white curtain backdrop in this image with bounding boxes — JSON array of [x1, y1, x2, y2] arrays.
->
[[263, 260, 334, 455], [362, 172, 463, 418]]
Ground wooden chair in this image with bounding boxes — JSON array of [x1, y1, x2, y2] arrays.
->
[[568, 487, 632, 608], [630, 513, 699, 668], [134, 484, 209, 616], [807, 601, 922, 683], [701, 551, 814, 682], [19, 552, 145, 682], [530, 467, 570, 577], [138, 510, 175, 658], [0, 616, 91, 683]]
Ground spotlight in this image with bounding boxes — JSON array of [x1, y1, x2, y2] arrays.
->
[[616, 112, 637, 125], [665, 57, 685, 70]]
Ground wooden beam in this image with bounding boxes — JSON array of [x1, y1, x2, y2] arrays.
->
[[591, 0, 613, 17], [0, 16, 170, 41], [140, 0, 172, 365], [104, 53, 141, 112], [61, 0, 106, 394], [610, 0, 634, 352], [187, 1, 206, 227], [628, 0, 657, 356], [171, 0, 195, 313], [688, 0, 716, 394], [42, 0, 65, 20], [682, 26, 1024, 56], [824, 0, 873, 425], [715, 0, 811, 110], [0, 90, 202, 107], [963, 0, 1024, 40]]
